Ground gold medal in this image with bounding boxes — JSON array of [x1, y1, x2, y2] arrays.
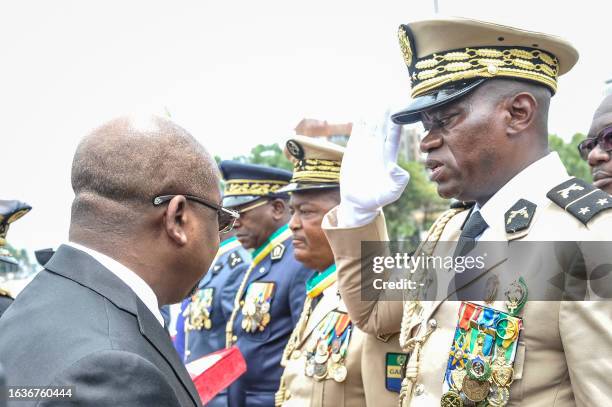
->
[[313, 363, 327, 381], [332, 364, 347, 382], [440, 390, 463, 407], [204, 319, 212, 330], [491, 359, 514, 387], [331, 352, 342, 363], [451, 368, 467, 391], [261, 302, 270, 314], [262, 312, 271, 327], [487, 384, 510, 406], [462, 376, 490, 402]]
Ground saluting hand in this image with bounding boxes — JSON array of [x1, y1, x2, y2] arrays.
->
[[337, 111, 410, 227]]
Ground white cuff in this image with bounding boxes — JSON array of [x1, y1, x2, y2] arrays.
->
[[336, 202, 380, 228]]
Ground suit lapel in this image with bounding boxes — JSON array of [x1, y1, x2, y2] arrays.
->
[[45, 245, 201, 406], [137, 301, 201, 406]]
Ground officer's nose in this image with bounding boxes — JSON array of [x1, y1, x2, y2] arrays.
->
[[288, 211, 301, 232], [420, 129, 443, 153], [587, 144, 610, 167]]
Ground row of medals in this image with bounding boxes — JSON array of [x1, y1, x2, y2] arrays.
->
[[184, 301, 212, 331], [304, 332, 350, 383], [442, 339, 515, 407], [241, 301, 271, 333]]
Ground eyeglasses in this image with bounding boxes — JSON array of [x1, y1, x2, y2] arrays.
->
[[577, 126, 612, 160], [152, 194, 240, 233]]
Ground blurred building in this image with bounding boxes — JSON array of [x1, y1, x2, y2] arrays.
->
[[294, 118, 422, 162]]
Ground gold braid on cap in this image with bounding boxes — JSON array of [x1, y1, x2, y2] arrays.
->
[[224, 179, 288, 196], [291, 159, 341, 184], [398, 28, 560, 97]]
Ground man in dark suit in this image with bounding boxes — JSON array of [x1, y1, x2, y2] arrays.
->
[[0, 115, 238, 406]]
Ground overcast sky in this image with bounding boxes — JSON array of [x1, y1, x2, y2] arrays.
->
[[2, 0, 611, 253]]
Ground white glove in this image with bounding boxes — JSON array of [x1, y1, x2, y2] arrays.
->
[[337, 112, 411, 227]]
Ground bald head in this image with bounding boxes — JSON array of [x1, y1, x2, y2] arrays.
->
[[588, 94, 612, 138], [70, 115, 219, 232]]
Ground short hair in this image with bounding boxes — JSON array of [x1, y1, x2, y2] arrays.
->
[[70, 115, 218, 231]]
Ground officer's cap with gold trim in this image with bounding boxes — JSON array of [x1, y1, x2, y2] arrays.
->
[[281, 135, 345, 193], [0, 200, 32, 267], [392, 17, 579, 124], [219, 161, 292, 208]]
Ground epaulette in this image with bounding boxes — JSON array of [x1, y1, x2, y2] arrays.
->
[[546, 177, 612, 225], [449, 200, 476, 209]]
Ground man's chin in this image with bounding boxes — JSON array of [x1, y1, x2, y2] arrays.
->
[[292, 248, 310, 264]]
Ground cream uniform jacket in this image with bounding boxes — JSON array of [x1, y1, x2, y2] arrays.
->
[[323, 152, 612, 407], [277, 280, 402, 407]]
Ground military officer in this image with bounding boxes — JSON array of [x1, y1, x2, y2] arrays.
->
[[0, 200, 32, 318], [579, 94, 612, 194], [221, 161, 312, 407], [173, 229, 250, 407], [275, 135, 406, 406], [323, 17, 612, 406]]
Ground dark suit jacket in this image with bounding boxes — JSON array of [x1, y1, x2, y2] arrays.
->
[[0, 245, 202, 407]]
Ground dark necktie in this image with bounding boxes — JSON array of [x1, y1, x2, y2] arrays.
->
[[453, 210, 489, 258], [450, 210, 489, 299]]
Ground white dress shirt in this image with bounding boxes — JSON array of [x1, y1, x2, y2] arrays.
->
[[472, 151, 569, 241], [66, 241, 165, 326]]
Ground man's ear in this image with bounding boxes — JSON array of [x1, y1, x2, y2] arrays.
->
[[164, 195, 188, 246], [270, 199, 287, 221], [506, 92, 537, 135]]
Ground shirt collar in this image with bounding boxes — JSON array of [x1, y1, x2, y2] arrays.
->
[[477, 152, 569, 234], [65, 241, 165, 327]]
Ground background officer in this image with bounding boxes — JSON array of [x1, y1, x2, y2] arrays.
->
[[173, 227, 251, 407], [579, 94, 612, 194], [221, 161, 312, 407], [0, 200, 31, 318]]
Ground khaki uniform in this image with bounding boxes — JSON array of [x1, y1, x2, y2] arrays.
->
[[323, 153, 612, 406], [277, 282, 366, 407]]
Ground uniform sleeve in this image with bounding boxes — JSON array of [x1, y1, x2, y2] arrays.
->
[[288, 263, 310, 327], [39, 350, 184, 407], [559, 301, 612, 406], [322, 206, 403, 336], [173, 299, 189, 361]]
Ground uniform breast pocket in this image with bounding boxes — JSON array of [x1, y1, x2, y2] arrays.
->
[[240, 281, 276, 342]]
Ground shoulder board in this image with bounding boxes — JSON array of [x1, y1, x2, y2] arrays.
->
[[546, 177, 612, 225], [449, 200, 476, 209]]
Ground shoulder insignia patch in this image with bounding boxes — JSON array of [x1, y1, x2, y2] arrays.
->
[[228, 252, 244, 269], [547, 177, 612, 225], [504, 198, 537, 233], [270, 243, 285, 261]]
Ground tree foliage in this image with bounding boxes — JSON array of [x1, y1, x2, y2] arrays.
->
[[232, 144, 293, 171], [384, 160, 448, 240], [548, 133, 591, 182]]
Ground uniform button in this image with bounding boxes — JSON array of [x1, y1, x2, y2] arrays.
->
[[428, 318, 437, 329], [291, 350, 302, 359], [414, 383, 425, 396], [185, 350, 191, 356], [232, 335, 238, 342], [240, 300, 245, 306]]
